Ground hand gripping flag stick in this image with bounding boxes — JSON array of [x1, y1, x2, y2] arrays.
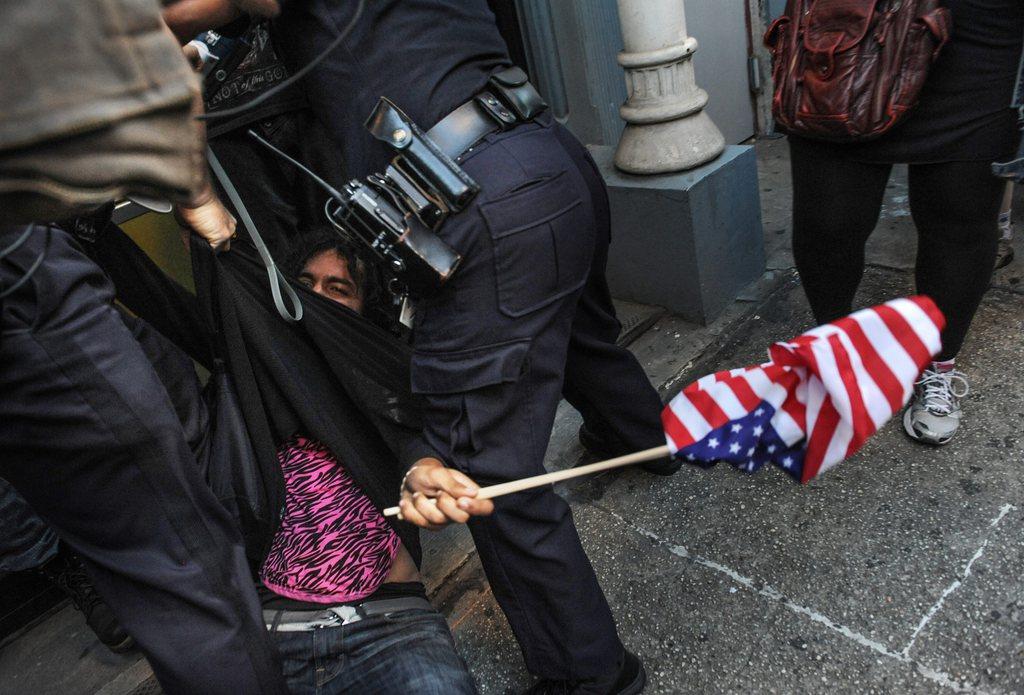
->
[[384, 295, 946, 519], [381, 446, 671, 518]]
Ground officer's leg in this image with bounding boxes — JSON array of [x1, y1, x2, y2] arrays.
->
[[118, 310, 210, 460], [0, 225, 286, 694], [412, 123, 623, 679], [462, 325, 623, 681], [551, 125, 675, 470], [416, 296, 622, 680]]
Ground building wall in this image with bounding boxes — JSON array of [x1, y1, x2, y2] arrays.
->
[[511, 0, 759, 147]]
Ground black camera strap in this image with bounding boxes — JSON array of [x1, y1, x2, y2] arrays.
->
[[206, 147, 303, 323]]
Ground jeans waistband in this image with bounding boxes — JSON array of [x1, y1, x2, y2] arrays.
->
[[264, 596, 433, 632]]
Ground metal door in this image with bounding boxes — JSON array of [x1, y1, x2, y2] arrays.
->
[[685, 0, 758, 144]]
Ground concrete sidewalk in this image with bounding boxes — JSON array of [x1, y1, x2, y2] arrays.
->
[[441, 140, 1024, 694], [447, 267, 1024, 694], [2, 138, 1021, 694]]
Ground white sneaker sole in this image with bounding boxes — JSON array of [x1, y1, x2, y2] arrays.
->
[[902, 407, 956, 446]]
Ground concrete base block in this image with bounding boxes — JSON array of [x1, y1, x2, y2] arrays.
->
[[590, 144, 765, 324]]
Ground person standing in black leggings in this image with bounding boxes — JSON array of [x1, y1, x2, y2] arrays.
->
[[789, 0, 1024, 445]]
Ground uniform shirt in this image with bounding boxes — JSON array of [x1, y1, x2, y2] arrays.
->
[[260, 435, 401, 604], [272, 0, 512, 178]]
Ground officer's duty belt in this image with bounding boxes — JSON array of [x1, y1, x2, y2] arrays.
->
[[427, 66, 548, 161]]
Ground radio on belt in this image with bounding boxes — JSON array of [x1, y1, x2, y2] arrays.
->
[[248, 97, 481, 295]]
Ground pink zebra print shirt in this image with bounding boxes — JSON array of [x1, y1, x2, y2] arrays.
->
[[260, 436, 401, 604]]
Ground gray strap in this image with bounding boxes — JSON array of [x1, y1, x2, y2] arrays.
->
[[206, 146, 303, 322]]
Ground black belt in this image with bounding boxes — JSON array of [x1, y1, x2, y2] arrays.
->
[[427, 98, 502, 162], [427, 67, 548, 161]]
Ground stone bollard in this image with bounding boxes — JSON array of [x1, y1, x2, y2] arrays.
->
[[613, 0, 725, 174]]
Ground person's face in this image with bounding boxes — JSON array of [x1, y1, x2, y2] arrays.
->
[[298, 250, 364, 314]]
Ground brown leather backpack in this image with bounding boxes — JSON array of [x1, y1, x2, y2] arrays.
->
[[764, 0, 952, 142]]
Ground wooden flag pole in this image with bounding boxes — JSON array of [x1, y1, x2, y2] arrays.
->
[[382, 445, 671, 518]]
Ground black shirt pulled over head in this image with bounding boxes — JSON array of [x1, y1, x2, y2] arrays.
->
[[272, 0, 512, 179]]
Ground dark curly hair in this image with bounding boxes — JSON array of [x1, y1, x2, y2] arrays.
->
[[285, 227, 389, 325]]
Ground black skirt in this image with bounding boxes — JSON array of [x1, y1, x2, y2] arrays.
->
[[792, 0, 1023, 165]]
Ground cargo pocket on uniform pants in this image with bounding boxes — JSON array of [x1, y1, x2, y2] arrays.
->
[[411, 339, 532, 481], [480, 170, 592, 318]]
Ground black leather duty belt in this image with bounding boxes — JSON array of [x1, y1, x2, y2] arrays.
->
[[426, 66, 548, 162]]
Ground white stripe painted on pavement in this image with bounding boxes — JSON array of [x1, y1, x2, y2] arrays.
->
[[598, 506, 999, 694], [901, 503, 1016, 658]]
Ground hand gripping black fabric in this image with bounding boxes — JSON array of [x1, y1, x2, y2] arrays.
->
[[206, 146, 303, 322]]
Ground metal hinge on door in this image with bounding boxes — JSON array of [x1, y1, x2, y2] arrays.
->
[[748, 55, 763, 93]]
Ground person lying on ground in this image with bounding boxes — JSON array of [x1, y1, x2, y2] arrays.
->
[[81, 221, 491, 693]]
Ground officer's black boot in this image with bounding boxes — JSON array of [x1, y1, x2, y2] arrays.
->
[[522, 650, 647, 695], [37, 544, 135, 653]]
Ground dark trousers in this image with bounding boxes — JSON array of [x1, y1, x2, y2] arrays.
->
[[411, 115, 666, 680], [0, 225, 287, 694], [272, 608, 477, 694], [790, 136, 1005, 360]]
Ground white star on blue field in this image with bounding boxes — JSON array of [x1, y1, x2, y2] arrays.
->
[[675, 403, 806, 478]]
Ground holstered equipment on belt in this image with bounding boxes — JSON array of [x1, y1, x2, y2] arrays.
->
[[486, 66, 547, 123], [365, 98, 480, 216], [246, 127, 462, 296], [349, 66, 547, 293], [248, 66, 548, 296], [325, 181, 463, 293]]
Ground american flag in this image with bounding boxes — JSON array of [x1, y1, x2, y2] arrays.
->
[[662, 296, 945, 483]]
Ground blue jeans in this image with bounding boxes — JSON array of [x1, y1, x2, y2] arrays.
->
[[993, 39, 1024, 181], [0, 477, 58, 573], [271, 608, 477, 694]]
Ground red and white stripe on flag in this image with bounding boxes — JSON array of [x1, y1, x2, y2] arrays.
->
[[662, 296, 945, 483]]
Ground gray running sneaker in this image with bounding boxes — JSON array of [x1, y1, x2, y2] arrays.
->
[[902, 367, 970, 445]]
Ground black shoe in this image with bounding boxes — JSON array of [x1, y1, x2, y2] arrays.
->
[[578, 423, 629, 460], [37, 545, 135, 653], [578, 424, 680, 476], [522, 650, 647, 695], [995, 238, 1015, 270]]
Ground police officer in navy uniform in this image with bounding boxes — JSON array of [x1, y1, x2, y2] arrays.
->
[[270, 1, 679, 691], [0, 2, 289, 690]]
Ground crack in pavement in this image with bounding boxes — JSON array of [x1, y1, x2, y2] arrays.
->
[[901, 504, 1016, 659], [592, 503, 1003, 694]]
